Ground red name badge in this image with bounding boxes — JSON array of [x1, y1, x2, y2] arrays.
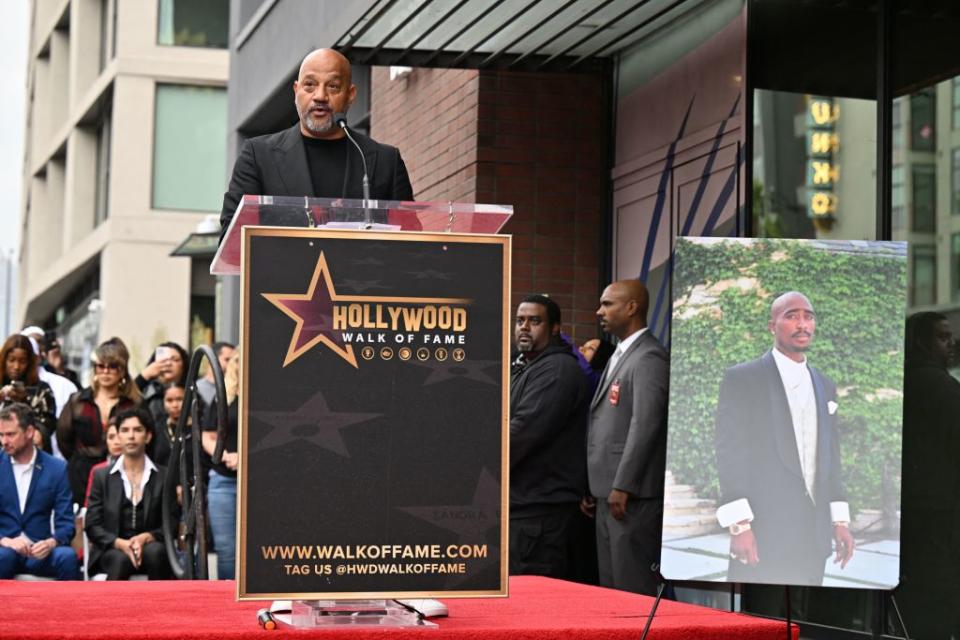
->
[[608, 381, 620, 406]]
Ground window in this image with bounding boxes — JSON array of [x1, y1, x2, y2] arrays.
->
[[892, 164, 905, 231], [892, 99, 903, 149], [99, 0, 117, 71], [953, 78, 960, 130], [911, 164, 936, 233], [152, 84, 227, 212], [94, 109, 112, 226], [911, 246, 936, 306], [953, 234, 960, 302], [157, 0, 229, 48], [910, 89, 936, 152], [953, 148, 960, 214]]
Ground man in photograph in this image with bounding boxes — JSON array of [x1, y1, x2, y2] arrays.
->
[[715, 291, 855, 586]]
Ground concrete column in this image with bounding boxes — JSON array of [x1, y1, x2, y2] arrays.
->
[[63, 127, 97, 252], [69, 0, 103, 110]]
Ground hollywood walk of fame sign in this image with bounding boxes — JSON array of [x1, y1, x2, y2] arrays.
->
[[237, 227, 510, 600]]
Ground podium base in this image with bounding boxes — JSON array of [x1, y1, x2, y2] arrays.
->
[[286, 599, 436, 628]]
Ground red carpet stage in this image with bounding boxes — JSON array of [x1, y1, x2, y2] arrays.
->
[[3, 576, 795, 639]]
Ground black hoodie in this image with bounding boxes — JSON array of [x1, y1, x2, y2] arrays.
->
[[509, 339, 590, 514]]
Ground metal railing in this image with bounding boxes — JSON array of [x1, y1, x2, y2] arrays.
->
[[161, 345, 228, 579]]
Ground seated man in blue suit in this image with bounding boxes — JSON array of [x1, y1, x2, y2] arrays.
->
[[0, 403, 79, 580]]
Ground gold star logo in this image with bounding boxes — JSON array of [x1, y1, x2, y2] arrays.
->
[[262, 252, 357, 368], [262, 252, 473, 369]]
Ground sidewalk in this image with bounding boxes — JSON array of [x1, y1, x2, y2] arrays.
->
[[662, 533, 900, 588]]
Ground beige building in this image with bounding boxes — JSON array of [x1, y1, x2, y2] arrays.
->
[[18, 0, 229, 377]]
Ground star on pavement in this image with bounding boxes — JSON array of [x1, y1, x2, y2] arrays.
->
[[397, 467, 501, 541], [397, 468, 503, 586], [409, 359, 500, 387], [249, 389, 381, 458], [262, 252, 357, 368]]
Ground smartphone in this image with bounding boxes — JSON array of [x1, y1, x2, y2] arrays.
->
[[155, 346, 172, 362], [11, 381, 25, 392]]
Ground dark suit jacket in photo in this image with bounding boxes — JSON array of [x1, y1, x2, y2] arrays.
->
[[84, 463, 166, 572], [715, 350, 846, 586], [0, 449, 74, 546], [220, 123, 414, 236], [587, 331, 670, 501]]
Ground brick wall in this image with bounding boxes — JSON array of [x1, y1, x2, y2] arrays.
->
[[371, 67, 607, 342], [370, 67, 479, 202]]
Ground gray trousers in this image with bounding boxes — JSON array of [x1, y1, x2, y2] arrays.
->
[[595, 496, 663, 596]]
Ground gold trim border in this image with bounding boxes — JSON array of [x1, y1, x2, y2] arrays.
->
[[237, 226, 511, 601]]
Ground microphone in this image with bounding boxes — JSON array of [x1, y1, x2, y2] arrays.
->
[[333, 113, 372, 223]]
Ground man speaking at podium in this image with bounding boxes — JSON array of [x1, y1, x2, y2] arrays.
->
[[220, 48, 414, 233]]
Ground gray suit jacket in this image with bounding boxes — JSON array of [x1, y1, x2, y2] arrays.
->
[[587, 330, 669, 499]]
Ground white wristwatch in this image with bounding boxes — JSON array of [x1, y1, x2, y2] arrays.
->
[[729, 522, 752, 536]]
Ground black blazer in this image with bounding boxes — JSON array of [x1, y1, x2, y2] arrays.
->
[[220, 123, 414, 235], [715, 351, 845, 582], [84, 463, 166, 571]]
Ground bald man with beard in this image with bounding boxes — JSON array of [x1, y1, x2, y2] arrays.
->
[[220, 48, 413, 237], [584, 280, 669, 595], [714, 291, 855, 586]]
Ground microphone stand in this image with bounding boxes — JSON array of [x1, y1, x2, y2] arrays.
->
[[335, 114, 373, 227], [640, 563, 671, 640]]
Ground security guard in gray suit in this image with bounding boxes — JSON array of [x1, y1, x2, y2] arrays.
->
[[583, 280, 669, 595]]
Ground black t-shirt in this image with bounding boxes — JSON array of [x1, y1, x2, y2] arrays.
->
[[203, 398, 238, 478], [302, 135, 349, 198]]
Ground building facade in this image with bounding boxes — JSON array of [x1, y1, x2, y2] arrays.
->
[[19, 0, 229, 377], [221, 1, 957, 638]]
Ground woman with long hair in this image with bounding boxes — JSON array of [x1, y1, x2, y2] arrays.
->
[[0, 334, 57, 451], [57, 337, 141, 505], [202, 348, 240, 579], [136, 342, 189, 429]]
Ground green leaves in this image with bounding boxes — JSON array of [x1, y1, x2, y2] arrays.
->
[[668, 239, 906, 511]]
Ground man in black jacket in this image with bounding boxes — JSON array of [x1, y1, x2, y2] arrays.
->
[[85, 407, 170, 580], [509, 294, 590, 578], [220, 48, 413, 238]]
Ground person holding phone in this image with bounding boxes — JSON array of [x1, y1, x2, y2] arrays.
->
[[135, 343, 189, 430], [0, 334, 57, 452]]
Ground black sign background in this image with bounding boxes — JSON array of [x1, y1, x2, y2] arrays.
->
[[239, 228, 509, 599]]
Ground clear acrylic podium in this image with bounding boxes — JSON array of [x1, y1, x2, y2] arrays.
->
[[211, 195, 513, 275], [215, 195, 512, 629]]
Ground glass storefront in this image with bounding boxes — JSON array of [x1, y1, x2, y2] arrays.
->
[[743, 2, 960, 637]]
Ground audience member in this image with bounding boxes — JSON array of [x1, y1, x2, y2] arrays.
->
[[58, 338, 141, 505], [0, 335, 57, 452], [203, 349, 240, 580], [85, 407, 171, 580], [136, 342, 189, 429], [84, 418, 123, 507], [151, 382, 185, 467], [0, 403, 80, 580], [20, 327, 78, 418], [42, 335, 80, 389], [196, 342, 235, 406], [509, 296, 590, 579]]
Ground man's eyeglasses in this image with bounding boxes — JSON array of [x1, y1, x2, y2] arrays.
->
[[95, 363, 121, 372]]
